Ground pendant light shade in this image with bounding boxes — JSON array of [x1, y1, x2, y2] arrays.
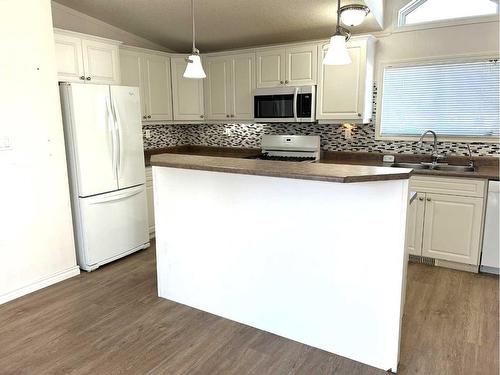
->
[[323, 0, 358, 66], [183, 0, 206, 79], [340, 5, 370, 27], [323, 35, 352, 65], [184, 54, 206, 78]]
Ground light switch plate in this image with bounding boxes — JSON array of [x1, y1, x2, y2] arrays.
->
[[0, 136, 12, 151], [145, 130, 151, 139]]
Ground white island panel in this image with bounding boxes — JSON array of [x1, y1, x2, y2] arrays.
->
[[153, 166, 409, 372]]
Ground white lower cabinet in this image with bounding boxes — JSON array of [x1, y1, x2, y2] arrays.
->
[[145, 167, 155, 238], [406, 176, 486, 267]]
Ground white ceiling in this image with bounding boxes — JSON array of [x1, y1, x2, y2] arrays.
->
[[53, 0, 384, 52]]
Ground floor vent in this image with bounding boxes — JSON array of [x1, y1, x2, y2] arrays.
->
[[409, 255, 435, 266]]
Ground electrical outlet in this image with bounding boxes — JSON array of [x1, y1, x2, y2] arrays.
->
[[224, 128, 232, 137], [344, 128, 352, 140], [145, 130, 151, 139]]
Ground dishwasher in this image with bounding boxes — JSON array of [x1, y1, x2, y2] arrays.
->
[[480, 181, 500, 274]]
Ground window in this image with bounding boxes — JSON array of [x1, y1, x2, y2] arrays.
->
[[399, 0, 498, 27], [378, 59, 500, 139]]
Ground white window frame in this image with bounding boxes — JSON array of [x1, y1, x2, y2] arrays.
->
[[396, 0, 499, 32], [375, 53, 500, 143]]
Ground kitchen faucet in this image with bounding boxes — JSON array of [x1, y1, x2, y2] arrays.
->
[[417, 130, 444, 164]]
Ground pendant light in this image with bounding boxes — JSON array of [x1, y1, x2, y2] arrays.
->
[[340, 4, 370, 27], [183, 0, 206, 79], [323, 0, 352, 66]]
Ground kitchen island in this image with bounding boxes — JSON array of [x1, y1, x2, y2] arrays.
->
[[151, 153, 412, 372]]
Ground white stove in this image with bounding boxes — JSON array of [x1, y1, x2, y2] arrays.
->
[[247, 135, 321, 162]]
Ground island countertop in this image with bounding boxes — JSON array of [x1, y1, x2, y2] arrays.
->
[[150, 153, 412, 183]]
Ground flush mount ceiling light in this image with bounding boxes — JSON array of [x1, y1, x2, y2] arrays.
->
[[323, 0, 353, 65], [340, 4, 370, 27], [183, 0, 206, 79]]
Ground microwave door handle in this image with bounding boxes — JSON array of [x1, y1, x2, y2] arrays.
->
[[293, 87, 299, 122]]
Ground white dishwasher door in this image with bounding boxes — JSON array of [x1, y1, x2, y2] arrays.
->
[[481, 181, 499, 274]]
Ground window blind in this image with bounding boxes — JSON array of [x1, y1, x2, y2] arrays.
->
[[379, 60, 500, 138]]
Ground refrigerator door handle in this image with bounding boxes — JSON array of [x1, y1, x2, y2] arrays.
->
[[105, 96, 117, 176], [111, 97, 122, 178], [89, 186, 143, 204]]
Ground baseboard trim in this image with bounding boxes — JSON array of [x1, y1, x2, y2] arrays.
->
[[0, 266, 80, 305]]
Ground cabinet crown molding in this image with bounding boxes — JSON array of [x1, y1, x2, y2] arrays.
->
[[54, 28, 122, 46]]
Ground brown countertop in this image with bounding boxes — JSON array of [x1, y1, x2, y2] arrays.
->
[[150, 153, 411, 183], [145, 146, 499, 181]]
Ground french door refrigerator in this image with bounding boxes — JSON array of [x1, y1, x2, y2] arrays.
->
[[59, 83, 149, 271]]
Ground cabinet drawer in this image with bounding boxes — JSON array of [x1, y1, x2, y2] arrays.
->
[[409, 176, 486, 198]]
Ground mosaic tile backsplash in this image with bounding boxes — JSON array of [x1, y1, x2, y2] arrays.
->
[[143, 85, 499, 156], [143, 121, 499, 157]]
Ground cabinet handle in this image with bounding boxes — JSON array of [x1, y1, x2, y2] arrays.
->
[[147, 115, 152, 119], [226, 114, 230, 118], [427, 198, 431, 201], [285, 80, 289, 84], [418, 197, 424, 201], [357, 113, 362, 117], [230, 114, 234, 118], [79, 76, 85, 80], [143, 115, 147, 119], [200, 115, 204, 118], [86, 77, 91, 81], [280, 81, 284, 84]]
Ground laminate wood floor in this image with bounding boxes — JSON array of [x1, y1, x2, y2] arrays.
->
[[0, 241, 498, 375]]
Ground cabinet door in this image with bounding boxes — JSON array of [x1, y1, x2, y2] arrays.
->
[[204, 56, 231, 120], [143, 54, 173, 121], [82, 39, 121, 84], [231, 53, 255, 120], [422, 194, 484, 265], [119, 50, 147, 119], [256, 48, 285, 88], [54, 33, 85, 83], [317, 40, 365, 121], [285, 45, 317, 86], [406, 193, 426, 256], [145, 167, 155, 237], [171, 57, 205, 121]]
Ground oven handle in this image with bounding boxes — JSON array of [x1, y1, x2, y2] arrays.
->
[[293, 87, 299, 122]]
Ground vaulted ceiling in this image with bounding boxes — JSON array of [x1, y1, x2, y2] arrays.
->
[[53, 0, 384, 52]]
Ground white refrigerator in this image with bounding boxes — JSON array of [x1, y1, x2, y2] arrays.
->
[[59, 83, 149, 271]]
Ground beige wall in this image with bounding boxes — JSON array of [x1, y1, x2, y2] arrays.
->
[[51, 1, 172, 51], [0, 0, 79, 304]]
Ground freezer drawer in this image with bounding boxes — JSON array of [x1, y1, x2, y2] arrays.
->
[[77, 185, 149, 269]]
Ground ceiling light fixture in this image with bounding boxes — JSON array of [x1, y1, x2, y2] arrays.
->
[[340, 4, 370, 27], [323, 0, 352, 65], [183, 0, 206, 79]]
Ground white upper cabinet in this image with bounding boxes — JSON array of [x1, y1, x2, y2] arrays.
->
[[256, 44, 317, 88], [231, 53, 255, 119], [205, 52, 255, 120], [54, 29, 121, 85], [54, 33, 85, 82], [317, 36, 376, 124], [171, 57, 205, 121], [120, 48, 173, 122], [205, 56, 231, 120], [256, 48, 285, 88], [285, 45, 317, 86]]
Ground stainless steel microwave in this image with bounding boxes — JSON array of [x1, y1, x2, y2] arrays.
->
[[254, 85, 316, 123]]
